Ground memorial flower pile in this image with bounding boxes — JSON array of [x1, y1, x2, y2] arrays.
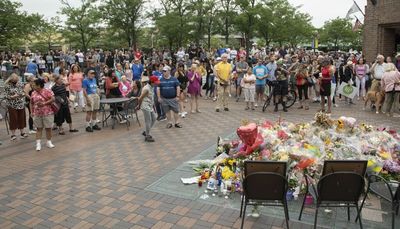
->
[[189, 112, 400, 196]]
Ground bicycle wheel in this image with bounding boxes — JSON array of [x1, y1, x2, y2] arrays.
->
[[262, 97, 272, 112], [285, 90, 297, 108]]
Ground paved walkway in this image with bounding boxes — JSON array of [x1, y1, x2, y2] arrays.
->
[[0, 96, 399, 229]]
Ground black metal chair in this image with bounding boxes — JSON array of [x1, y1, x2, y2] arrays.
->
[[125, 98, 141, 127], [357, 174, 399, 229], [313, 172, 365, 229], [240, 161, 289, 229], [299, 160, 368, 222]]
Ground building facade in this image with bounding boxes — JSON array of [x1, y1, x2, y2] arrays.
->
[[363, 0, 400, 62]]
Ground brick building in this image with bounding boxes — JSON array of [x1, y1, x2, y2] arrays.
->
[[363, 0, 400, 62]]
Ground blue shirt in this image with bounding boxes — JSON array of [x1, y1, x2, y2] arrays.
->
[[253, 65, 269, 85], [152, 71, 162, 79], [132, 64, 143, 81], [159, 76, 180, 99], [82, 77, 98, 95], [26, 62, 38, 75]]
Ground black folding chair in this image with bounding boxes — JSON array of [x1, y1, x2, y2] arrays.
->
[[357, 174, 399, 229], [299, 160, 368, 221], [125, 98, 141, 127], [313, 172, 365, 229], [240, 161, 289, 229]]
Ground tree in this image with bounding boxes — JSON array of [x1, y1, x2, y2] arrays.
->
[[320, 17, 356, 51], [100, 0, 146, 50], [0, 0, 43, 49], [234, 0, 259, 59], [255, 5, 273, 46], [60, 0, 102, 51], [38, 17, 62, 50], [203, 0, 219, 49], [219, 0, 237, 45]]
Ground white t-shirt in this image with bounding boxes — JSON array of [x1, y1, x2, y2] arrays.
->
[[243, 73, 256, 89]]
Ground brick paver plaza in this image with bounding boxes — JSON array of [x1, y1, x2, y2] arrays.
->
[[0, 97, 399, 229]]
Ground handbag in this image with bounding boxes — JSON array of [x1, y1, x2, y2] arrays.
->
[[38, 90, 60, 113]]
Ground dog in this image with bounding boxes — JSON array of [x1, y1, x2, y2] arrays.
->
[[364, 81, 385, 113]]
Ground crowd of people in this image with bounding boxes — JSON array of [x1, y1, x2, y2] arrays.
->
[[1, 44, 400, 148]]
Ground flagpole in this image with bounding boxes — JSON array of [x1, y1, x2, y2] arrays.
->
[[353, 0, 365, 16], [354, 15, 363, 25]]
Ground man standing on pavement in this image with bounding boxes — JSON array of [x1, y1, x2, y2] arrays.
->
[[253, 58, 269, 108], [215, 54, 232, 112], [370, 54, 386, 90], [131, 58, 144, 81], [82, 70, 102, 132], [235, 55, 248, 102], [157, 66, 182, 128]]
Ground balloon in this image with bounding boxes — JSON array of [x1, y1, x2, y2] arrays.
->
[[237, 123, 258, 146]]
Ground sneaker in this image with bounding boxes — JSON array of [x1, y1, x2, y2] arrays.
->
[[11, 135, 17, 141], [120, 120, 127, 124], [229, 94, 232, 97], [145, 135, 155, 142], [175, 123, 183, 128], [142, 131, 146, 136], [86, 126, 93, 132], [212, 97, 217, 102], [254, 103, 258, 108], [92, 125, 101, 131], [224, 107, 229, 111], [166, 123, 173, 129], [36, 143, 41, 151], [46, 141, 55, 148], [20, 133, 28, 139], [96, 119, 101, 123], [236, 97, 240, 102], [181, 113, 186, 118], [251, 208, 260, 218], [216, 108, 220, 112], [159, 116, 167, 122], [334, 104, 339, 108], [29, 130, 37, 134], [183, 111, 188, 115]]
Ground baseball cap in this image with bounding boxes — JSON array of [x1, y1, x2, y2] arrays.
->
[[150, 75, 160, 85], [216, 57, 222, 61], [162, 66, 171, 71], [88, 70, 96, 75]]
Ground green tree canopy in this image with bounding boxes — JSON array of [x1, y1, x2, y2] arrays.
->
[[320, 17, 357, 51]]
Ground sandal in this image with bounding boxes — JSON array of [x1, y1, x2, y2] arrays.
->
[[20, 133, 28, 138], [174, 123, 183, 128], [297, 106, 303, 109], [59, 131, 66, 135], [11, 135, 17, 141], [69, 129, 79, 133], [166, 123, 173, 129]]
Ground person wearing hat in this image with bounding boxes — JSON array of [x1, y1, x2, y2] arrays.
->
[[157, 66, 182, 128], [82, 70, 101, 132], [135, 76, 160, 142]]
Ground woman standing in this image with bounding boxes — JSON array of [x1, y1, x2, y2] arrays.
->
[[175, 63, 188, 118], [30, 78, 55, 151], [52, 75, 78, 135], [187, 64, 202, 113], [68, 64, 85, 112], [205, 59, 215, 99], [4, 73, 28, 141], [295, 63, 310, 110], [24, 76, 36, 134], [320, 59, 333, 113], [354, 58, 369, 101], [124, 62, 133, 80], [242, 67, 256, 110], [381, 63, 400, 117]]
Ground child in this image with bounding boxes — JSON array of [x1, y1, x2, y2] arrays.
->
[[242, 67, 256, 110], [119, 75, 132, 97]]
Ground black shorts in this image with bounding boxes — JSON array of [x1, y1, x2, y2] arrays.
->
[[273, 80, 288, 96], [55, 105, 72, 126], [320, 83, 331, 97]]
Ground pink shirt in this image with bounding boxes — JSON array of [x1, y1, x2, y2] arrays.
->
[[31, 89, 54, 116], [69, 72, 83, 91], [381, 71, 400, 92], [119, 81, 132, 97]]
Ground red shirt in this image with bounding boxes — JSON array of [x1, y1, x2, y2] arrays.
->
[[321, 66, 331, 83], [134, 51, 142, 60]]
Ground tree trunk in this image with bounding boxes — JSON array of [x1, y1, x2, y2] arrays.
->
[[224, 17, 229, 45]]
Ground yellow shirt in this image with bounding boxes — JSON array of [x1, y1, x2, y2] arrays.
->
[[215, 62, 232, 83]]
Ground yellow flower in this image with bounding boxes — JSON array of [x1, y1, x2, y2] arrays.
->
[[222, 166, 235, 180], [228, 159, 235, 166]]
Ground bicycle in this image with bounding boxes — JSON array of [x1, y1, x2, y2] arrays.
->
[[262, 80, 297, 112]]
